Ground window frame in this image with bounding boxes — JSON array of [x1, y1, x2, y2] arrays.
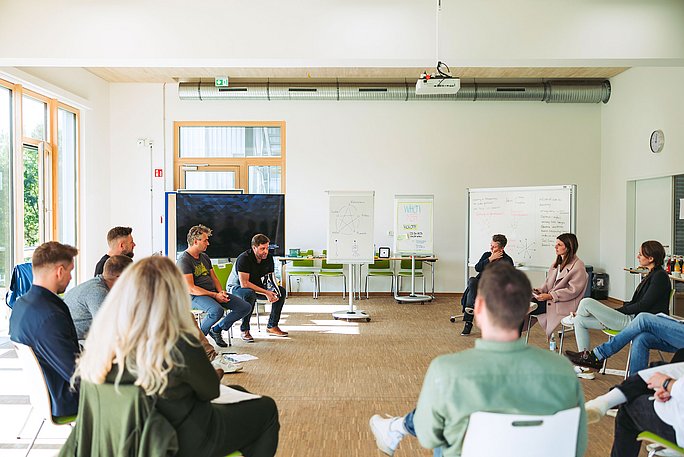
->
[[0, 78, 81, 271], [173, 121, 286, 194]]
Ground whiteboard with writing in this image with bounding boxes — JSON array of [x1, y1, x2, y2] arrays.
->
[[467, 186, 576, 269], [327, 191, 375, 264], [394, 195, 434, 255]]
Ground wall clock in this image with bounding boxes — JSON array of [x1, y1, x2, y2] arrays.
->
[[650, 130, 665, 153]]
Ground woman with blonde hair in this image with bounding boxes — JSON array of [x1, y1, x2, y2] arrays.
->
[[72, 256, 279, 457]]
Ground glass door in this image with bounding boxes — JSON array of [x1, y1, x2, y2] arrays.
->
[[22, 142, 52, 261]]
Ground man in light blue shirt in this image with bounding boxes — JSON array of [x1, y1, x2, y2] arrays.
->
[[65, 255, 132, 339], [369, 262, 587, 457]]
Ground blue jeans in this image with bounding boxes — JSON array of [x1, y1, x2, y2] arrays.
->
[[228, 285, 287, 332], [461, 277, 478, 323], [191, 294, 252, 334], [594, 313, 684, 376], [404, 410, 444, 457]]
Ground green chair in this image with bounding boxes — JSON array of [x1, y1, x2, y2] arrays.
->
[[600, 328, 631, 379], [638, 431, 684, 456], [318, 250, 347, 298], [287, 249, 319, 299], [204, 263, 235, 345], [396, 259, 425, 294], [365, 259, 394, 298], [599, 290, 677, 378], [213, 263, 233, 290]]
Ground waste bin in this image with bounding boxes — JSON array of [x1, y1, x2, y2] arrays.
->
[[591, 273, 609, 300]]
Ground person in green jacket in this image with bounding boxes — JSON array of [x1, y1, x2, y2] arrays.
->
[[369, 262, 587, 457], [70, 256, 280, 457]]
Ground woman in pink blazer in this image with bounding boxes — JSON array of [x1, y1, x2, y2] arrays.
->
[[529, 233, 588, 338]]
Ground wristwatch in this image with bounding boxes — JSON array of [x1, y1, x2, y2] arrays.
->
[[663, 378, 673, 392]]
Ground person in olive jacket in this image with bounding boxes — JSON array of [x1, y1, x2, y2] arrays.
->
[[71, 256, 280, 457]]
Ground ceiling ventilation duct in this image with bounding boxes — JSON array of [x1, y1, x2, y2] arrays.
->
[[178, 80, 611, 103]]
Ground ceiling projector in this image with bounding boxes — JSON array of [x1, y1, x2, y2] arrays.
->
[[415, 75, 461, 95]]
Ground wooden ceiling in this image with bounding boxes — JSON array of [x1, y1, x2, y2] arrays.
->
[[85, 66, 628, 83]]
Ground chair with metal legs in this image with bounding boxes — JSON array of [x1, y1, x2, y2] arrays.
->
[[364, 259, 394, 298], [13, 342, 76, 457], [287, 249, 319, 298], [318, 250, 347, 298], [396, 259, 425, 295]]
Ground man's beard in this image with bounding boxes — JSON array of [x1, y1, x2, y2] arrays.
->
[[124, 251, 134, 259]]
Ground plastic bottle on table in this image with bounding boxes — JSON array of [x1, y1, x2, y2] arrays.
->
[[549, 334, 557, 352]]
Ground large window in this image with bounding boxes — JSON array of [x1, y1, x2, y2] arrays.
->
[[174, 122, 285, 194], [0, 79, 80, 279], [57, 107, 78, 246]]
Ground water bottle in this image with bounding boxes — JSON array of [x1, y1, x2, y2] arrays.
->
[[549, 334, 557, 352]]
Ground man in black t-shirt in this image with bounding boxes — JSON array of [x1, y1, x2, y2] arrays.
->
[[226, 234, 287, 342], [93, 226, 136, 276], [177, 225, 251, 348]]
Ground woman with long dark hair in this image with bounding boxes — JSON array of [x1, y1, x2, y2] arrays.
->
[[565, 240, 670, 357], [529, 233, 588, 338]]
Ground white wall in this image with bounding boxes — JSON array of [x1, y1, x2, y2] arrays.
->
[[102, 83, 602, 292], [2, 67, 112, 282], [109, 84, 166, 259], [600, 67, 684, 300]]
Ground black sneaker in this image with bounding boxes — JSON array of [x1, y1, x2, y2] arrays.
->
[[209, 328, 228, 348], [567, 350, 602, 370], [461, 322, 473, 336]]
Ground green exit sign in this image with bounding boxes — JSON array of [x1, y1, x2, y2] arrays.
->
[[215, 77, 229, 87]]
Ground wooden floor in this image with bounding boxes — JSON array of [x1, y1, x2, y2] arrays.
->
[[221, 295, 647, 457]]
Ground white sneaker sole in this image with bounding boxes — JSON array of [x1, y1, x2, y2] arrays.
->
[[369, 415, 396, 456], [574, 366, 595, 380]]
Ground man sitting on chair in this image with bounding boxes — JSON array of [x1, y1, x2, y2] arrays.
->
[[226, 234, 288, 342], [177, 224, 251, 348], [460, 234, 513, 336], [9, 241, 80, 417], [369, 262, 587, 457], [65, 255, 133, 339], [93, 226, 136, 276]]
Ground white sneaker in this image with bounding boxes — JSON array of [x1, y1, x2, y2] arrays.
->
[[211, 356, 243, 373], [574, 365, 596, 380], [369, 414, 404, 456], [561, 314, 576, 327]]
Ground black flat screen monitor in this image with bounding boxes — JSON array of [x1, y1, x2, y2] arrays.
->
[[175, 193, 285, 258]]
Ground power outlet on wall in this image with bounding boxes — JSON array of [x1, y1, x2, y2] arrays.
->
[[136, 138, 154, 147]]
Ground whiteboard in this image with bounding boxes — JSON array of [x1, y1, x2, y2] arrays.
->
[[467, 186, 575, 269], [394, 195, 434, 255], [327, 191, 375, 264]]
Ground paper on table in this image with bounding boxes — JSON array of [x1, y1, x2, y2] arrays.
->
[[211, 384, 262, 404], [225, 354, 259, 363]]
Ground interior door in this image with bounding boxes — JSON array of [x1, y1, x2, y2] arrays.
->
[[634, 176, 673, 289]]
